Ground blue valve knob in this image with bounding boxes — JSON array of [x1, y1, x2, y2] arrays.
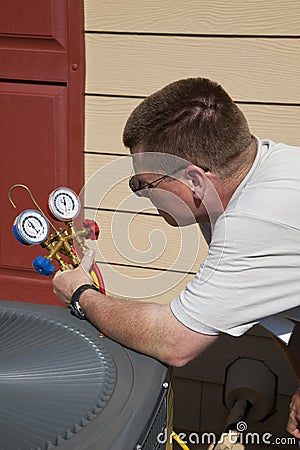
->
[[32, 256, 55, 276]]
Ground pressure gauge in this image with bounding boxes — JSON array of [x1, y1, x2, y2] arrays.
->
[[13, 210, 50, 246], [48, 187, 80, 221]]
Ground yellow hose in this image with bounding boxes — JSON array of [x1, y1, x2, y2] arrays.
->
[[91, 270, 99, 287], [172, 431, 191, 450]]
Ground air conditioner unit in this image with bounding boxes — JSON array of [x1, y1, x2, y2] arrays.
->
[[0, 300, 171, 450]]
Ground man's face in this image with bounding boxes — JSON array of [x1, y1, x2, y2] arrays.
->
[[130, 147, 211, 226]]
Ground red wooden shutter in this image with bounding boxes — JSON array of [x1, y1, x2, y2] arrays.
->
[[0, 0, 85, 305]]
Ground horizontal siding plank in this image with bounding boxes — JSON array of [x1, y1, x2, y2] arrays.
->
[[241, 104, 300, 146], [84, 208, 207, 273], [91, 258, 199, 303], [85, 0, 300, 36], [85, 35, 300, 103], [85, 96, 300, 153], [84, 153, 138, 211], [85, 96, 136, 154]]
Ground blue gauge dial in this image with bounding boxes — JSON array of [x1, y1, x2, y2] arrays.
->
[[13, 210, 49, 245]]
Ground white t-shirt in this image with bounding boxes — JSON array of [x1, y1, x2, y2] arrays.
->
[[170, 138, 300, 341]]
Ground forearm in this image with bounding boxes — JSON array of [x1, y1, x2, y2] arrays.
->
[[80, 290, 173, 364], [52, 251, 217, 366]]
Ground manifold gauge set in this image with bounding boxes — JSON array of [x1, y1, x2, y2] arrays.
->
[[8, 184, 105, 292]]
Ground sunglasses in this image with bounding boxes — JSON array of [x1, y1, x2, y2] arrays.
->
[[129, 165, 209, 197]]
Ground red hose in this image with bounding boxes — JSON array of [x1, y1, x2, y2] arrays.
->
[[92, 262, 106, 295]]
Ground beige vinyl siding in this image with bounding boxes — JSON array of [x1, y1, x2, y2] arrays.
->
[[85, 35, 300, 103], [84, 1, 299, 444], [85, 0, 300, 36], [85, 96, 300, 154], [87, 208, 208, 273]]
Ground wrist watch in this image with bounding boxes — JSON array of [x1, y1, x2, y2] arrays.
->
[[69, 284, 100, 320]]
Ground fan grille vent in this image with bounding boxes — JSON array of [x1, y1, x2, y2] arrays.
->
[[0, 309, 116, 449]]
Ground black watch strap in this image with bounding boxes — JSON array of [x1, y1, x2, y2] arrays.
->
[[69, 284, 100, 320]]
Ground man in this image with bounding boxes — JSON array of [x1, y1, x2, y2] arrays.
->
[[53, 77, 300, 437]]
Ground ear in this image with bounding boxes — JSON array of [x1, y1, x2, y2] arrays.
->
[[183, 165, 207, 198]]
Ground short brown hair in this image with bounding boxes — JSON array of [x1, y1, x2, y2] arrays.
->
[[123, 78, 253, 176]]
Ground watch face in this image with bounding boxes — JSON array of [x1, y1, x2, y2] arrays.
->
[[69, 285, 99, 320], [69, 301, 85, 320]]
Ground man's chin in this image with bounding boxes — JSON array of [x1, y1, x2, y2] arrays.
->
[[157, 209, 194, 227]]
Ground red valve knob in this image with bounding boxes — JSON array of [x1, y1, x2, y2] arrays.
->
[[82, 219, 99, 240]]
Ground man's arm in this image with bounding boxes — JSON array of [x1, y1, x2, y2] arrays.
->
[[52, 250, 217, 367], [285, 324, 300, 438], [286, 387, 300, 438]]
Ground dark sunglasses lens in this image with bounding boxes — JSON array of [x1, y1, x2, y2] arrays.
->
[[129, 176, 147, 197], [129, 176, 140, 192]]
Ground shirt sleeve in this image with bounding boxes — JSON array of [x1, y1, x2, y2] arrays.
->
[[170, 213, 300, 337]]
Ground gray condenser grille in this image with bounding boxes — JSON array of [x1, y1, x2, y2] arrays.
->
[[136, 384, 168, 450], [0, 309, 116, 449], [0, 301, 169, 450]]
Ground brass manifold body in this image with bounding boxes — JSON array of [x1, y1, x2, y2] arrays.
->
[[41, 224, 88, 271]]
